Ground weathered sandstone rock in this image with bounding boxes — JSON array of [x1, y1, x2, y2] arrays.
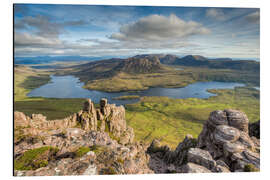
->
[[187, 148, 216, 170], [181, 163, 211, 173], [225, 109, 249, 133]]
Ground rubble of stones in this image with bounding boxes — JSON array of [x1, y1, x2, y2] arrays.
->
[[14, 98, 260, 176]]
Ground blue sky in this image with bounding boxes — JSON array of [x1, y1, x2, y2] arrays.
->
[[14, 4, 260, 59]]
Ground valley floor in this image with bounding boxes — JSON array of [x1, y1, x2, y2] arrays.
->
[[14, 66, 260, 149]]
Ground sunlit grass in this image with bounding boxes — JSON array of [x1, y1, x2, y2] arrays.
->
[[125, 87, 260, 149]]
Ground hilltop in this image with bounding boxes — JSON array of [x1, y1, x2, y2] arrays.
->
[[158, 54, 259, 72], [14, 98, 260, 175], [56, 54, 259, 92], [112, 56, 168, 74]]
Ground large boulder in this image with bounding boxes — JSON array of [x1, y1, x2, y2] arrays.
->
[[213, 125, 240, 144], [14, 111, 30, 127], [196, 109, 260, 172], [224, 109, 249, 133], [181, 163, 211, 173], [187, 148, 216, 170]]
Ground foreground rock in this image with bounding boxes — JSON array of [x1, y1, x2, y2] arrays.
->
[[147, 109, 260, 173], [14, 98, 133, 146], [14, 102, 260, 175], [14, 99, 152, 176]]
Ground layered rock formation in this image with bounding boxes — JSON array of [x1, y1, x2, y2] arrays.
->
[[147, 109, 260, 173], [14, 98, 134, 146], [14, 99, 146, 176], [14, 102, 260, 175]]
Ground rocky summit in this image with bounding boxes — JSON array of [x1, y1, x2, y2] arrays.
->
[[147, 109, 260, 173], [14, 99, 260, 176]]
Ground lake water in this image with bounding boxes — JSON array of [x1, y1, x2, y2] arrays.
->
[[27, 75, 245, 105]]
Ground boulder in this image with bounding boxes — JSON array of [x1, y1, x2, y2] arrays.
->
[[14, 111, 30, 127], [208, 110, 228, 127], [31, 114, 47, 122], [187, 148, 216, 170], [213, 125, 240, 144], [225, 109, 249, 133], [66, 128, 85, 140], [223, 141, 245, 154], [181, 163, 211, 173]]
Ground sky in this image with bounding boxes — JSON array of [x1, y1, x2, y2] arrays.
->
[[14, 4, 260, 59]]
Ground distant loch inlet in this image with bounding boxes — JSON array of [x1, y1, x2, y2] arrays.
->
[[27, 75, 245, 105]]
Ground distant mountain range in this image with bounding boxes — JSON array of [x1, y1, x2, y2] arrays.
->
[[14, 56, 123, 65], [16, 54, 259, 74], [64, 54, 259, 85], [131, 54, 260, 72]]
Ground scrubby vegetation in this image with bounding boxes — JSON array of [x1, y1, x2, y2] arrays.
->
[[14, 66, 86, 119], [244, 164, 259, 172], [14, 146, 59, 170], [15, 98, 86, 120], [112, 95, 140, 100], [14, 66, 51, 101], [125, 87, 260, 148], [89, 145, 107, 155], [75, 147, 90, 157], [79, 66, 259, 92], [14, 65, 259, 149]]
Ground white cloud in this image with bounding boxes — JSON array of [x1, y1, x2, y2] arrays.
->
[[206, 8, 226, 21], [15, 32, 62, 47], [110, 14, 210, 42], [15, 15, 87, 38]]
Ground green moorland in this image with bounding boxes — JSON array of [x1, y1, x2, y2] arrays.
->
[[125, 87, 260, 148], [112, 95, 140, 100], [14, 65, 260, 149], [14, 65, 51, 101], [80, 66, 259, 92], [14, 66, 86, 119]]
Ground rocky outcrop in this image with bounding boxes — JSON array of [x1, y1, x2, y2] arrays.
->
[[196, 109, 259, 171], [146, 109, 260, 173], [14, 98, 134, 145], [14, 104, 260, 175], [14, 130, 153, 176], [14, 99, 151, 176]]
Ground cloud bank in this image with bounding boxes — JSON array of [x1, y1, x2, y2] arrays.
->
[[110, 14, 210, 42], [13, 5, 260, 58]]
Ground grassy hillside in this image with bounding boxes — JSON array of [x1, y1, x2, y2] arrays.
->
[[14, 65, 260, 149], [125, 87, 260, 148], [81, 66, 259, 92], [58, 55, 259, 92], [14, 66, 86, 119], [14, 66, 51, 101]]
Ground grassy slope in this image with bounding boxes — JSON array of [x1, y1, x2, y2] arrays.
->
[[84, 70, 196, 92], [125, 87, 260, 148], [14, 66, 51, 101], [81, 66, 259, 92], [14, 66, 86, 120], [14, 66, 260, 148]]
